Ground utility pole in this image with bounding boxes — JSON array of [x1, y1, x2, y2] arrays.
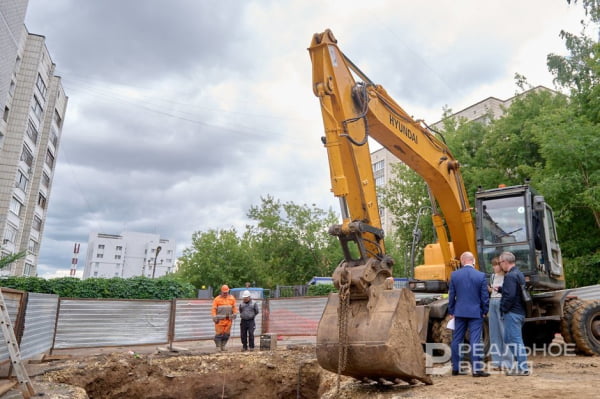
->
[[152, 246, 162, 278]]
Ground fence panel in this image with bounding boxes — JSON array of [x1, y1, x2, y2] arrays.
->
[[266, 296, 326, 336], [0, 290, 24, 363], [53, 299, 170, 349], [173, 299, 263, 341], [19, 293, 59, 360]]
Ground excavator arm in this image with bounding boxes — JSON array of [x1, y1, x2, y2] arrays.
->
[[310, 29, 476, 284], [308, 29, 480, 385]]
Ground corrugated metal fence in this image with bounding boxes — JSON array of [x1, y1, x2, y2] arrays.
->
[[0, 288, 328, 367], [4, 284, 596, 367]]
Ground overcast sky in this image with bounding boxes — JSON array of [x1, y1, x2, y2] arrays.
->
[[23, 0, 585, 278]]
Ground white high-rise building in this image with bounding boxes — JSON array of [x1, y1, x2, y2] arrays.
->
[[83, 232, 177, 279], [1, 0, 68, 276]]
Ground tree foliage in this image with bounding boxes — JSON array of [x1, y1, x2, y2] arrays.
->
[[381, 0, 599, 287], [379, 163, 433, 276], [0, 251, 26, 270], [176, 196, 343, 292]]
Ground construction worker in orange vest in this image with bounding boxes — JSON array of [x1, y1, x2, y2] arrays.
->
[[211, 284, 238, 351]]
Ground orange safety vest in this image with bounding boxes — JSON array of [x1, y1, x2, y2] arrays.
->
[[212, 294, 238, 335]]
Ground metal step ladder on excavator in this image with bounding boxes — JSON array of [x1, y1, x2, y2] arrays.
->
[[0, 289, 35, 398]]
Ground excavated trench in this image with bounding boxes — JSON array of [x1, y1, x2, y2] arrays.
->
[[24, 341, 600, 399], [35, 346, 336, 399], [31, 344, 433, 399]]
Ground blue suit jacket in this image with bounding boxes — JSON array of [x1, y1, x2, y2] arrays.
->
[[448, 265, 489, 318]]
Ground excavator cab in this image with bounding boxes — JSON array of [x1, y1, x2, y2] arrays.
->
[[475, 184, 565, 290]]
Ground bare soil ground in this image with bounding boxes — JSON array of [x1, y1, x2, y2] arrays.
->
[[3, 338, 600, 398]]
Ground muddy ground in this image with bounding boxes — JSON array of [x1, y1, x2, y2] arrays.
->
[[3, 338, 600, 399]]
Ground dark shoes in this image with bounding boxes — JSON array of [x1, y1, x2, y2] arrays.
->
[[452, 369, 468, 376], [506, 370, 530, 376], [472, 371, 490, 377]]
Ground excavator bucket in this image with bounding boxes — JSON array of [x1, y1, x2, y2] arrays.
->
[[316, 287, 432, 385]]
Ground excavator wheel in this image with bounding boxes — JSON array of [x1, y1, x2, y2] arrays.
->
[[561, 299, 585, 344], [571, 300, 600, 356]]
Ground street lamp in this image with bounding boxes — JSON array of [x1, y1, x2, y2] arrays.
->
[[152, 245, 162, 279]]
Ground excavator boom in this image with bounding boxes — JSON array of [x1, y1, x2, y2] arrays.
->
[[308, 29, 478, 384]]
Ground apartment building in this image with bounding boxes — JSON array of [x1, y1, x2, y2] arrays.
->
[[83, 232, 177, 279], [1, 1, 67, 276]]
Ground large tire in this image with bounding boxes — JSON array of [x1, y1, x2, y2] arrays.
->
[[561, 299, 584, 344], [571, 300, 600, 356]]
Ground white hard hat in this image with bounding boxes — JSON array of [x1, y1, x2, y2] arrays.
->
[[242, 290, 251, 298]]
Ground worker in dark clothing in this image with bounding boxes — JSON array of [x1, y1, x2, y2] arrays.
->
[[239, 290, 259, 351]]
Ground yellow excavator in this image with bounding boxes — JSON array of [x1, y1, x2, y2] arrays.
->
[[308, 29, 600, 384]]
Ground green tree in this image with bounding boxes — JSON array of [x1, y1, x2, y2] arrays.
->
[[548, 0, 600, 123], [0, 251, 25, 270], [176, 228, 258, 292], [542, 0, 600, 281], [246, 196, 342, 286], [379, 162, 433, 276]]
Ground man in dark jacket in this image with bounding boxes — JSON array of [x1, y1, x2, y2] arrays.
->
[[448, 251, 490, 377], [239, 290, 259, 351], [499, 251, 530, 376]]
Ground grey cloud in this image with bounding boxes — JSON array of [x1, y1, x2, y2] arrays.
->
[[27, 0, 249, 84]]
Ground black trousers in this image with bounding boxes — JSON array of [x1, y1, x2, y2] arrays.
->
[[240, 319, 256, 349]]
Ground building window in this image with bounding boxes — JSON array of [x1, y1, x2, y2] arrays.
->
[[375, 175, 385, 187], [41, 172, 50, 188], [20, 144, 33, 167], [32, 216, 42, 231], [373, 160, 385, 172], [50, 126, 58, 147], [3, 224, 18, 244], [26, 120, 39, 144], [9, 197, 22, 216], [116, 246, 122, 251], [167, 250, 173, 255], [96, 253, 103, 258], [15, 170, 29, 191], [37, 192, 47, 209], [36, 73, 47, 99], [114, 255, 121, 260], [93, 271, 98, 277], [53, 109, 62, 127], [24, 263, 34, 276], [8, 80, 15, 97], [45, 149, 55, 169], [98, 244, 105, 249], [28, 238, 38, 254], [166, 258, 172, 263], [31, 96, 43, 121]]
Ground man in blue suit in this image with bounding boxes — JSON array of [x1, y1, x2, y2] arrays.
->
[[448, 251, 490, 377]]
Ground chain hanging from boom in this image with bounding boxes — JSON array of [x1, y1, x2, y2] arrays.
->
[[336, 265, 351, 393]]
